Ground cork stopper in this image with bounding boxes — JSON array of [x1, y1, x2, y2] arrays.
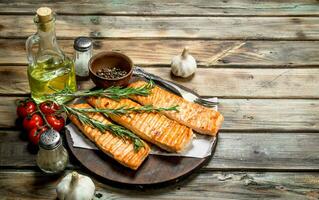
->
[[36, 7, 53, 23]]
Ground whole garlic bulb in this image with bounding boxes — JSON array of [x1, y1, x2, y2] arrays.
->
[[171, 47, 197, 78], [56, 171, 95, 200]]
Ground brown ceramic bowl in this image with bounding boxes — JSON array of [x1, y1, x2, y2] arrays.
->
[[89, 51, 133, 88]]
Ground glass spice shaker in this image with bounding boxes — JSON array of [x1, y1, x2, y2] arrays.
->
[[36, 129, 68, 173], [73, 37, 93, 78]]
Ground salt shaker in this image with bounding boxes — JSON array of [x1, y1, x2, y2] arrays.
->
[[73, 37, 93, 78], [36, 129, 68, 173]]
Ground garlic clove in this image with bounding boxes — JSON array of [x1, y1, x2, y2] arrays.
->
[[56, 173, 72, 200], [57, 171, 95, 200], [171, 56, 182, 75], [171, 47, 197, 78]]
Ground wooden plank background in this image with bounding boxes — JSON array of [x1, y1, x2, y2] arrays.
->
[[0, 0, 318, 199], [1, 97, 319, 131], [1, 131, 318, 170], [1, 170, 319, 199], [1, 39, 319, 67], [1, 66, 319, 98], [1, 15, 319, 40], [1, 0, 319, 16]]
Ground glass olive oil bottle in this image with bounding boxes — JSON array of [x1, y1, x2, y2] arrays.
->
[[26, 7, 76, 103]]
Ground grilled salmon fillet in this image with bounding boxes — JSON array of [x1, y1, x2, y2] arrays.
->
[[87, 97, 193, 153], [68, 103, 150, 170], [129, 81, 224, 136]]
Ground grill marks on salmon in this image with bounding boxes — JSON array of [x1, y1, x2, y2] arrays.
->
[[87, 97, 193, 153], [68, 103, 150, 170], [129, 81, 224, 136]]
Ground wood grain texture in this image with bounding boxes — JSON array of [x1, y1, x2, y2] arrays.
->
[[1, 66, 319, 98], [2, 39, 319, 67], [1, 98, 319, 131], [0, 170, 318, 199], [1, 97, 319, 130], [0, 131, 36, 167], [138, 68, 319, 99], [1, 15, 319, 40], [1, 0, 319, 16], [1, 131, 319, 170], [210, 132, 319, 170], [221, 99, 319, 131]]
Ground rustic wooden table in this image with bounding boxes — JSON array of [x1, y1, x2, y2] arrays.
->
[[1, 1, 319, 199]]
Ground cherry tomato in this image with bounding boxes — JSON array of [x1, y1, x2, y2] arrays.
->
[[23, 113, 44, 131], [46, 115, 65, 132], [39, 101, 60, 115], [28, 126, 48, 145], [16, 98, 36, 118]]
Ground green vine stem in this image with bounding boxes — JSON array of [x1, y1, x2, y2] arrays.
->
[[35, 102, 53, 129]]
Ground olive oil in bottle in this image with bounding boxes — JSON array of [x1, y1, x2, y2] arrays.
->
[[27, 57, 76, 103], [26, 7, 76, 103]]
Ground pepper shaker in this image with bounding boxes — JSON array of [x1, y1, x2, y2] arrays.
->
[[36, 129, 68, 173], [73, 37, 93, 78]]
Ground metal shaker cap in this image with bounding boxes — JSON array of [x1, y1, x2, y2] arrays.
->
[[74, 37, 92, 52], [39, 129, 61, 150]]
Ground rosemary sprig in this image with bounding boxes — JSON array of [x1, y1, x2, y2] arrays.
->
[[47, 81, 154, 100], [63, 105, 144, 151], [73, 104, 179, 116]]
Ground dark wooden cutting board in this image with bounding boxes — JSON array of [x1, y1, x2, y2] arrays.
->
[[65, 76, 218, 186], [66, 132, 217, 186]]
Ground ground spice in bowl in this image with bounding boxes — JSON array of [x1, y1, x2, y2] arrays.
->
[[96, 67, 128, 79]]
